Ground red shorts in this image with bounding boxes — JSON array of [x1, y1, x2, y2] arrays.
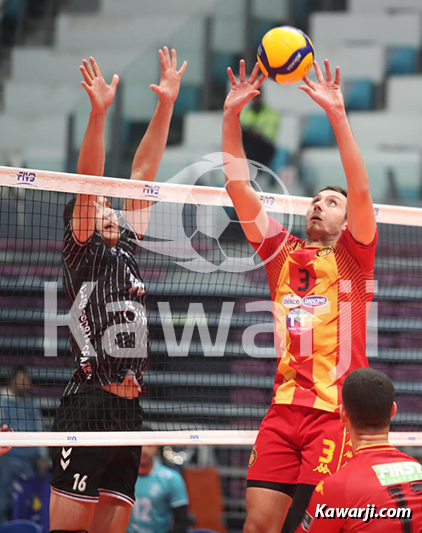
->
[[247, 403, 352, 486]]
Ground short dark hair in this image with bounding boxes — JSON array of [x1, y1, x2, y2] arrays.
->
[[8, 365, 30, 384], [318, 185, 348, 198], [342, 368, 395, 432], [63, 197, 76, 228]]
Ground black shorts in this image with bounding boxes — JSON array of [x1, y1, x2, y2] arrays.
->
[[50, 389, 143, 505]]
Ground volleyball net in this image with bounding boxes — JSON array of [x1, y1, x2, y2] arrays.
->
[[1, 164, 422, 447]]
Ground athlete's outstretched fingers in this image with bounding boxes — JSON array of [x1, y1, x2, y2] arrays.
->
[[227, 67, 237, 86], [110, 74, 119, 91], [82, 58, 95, 80], [253, 73, 266, 90], [178, 60, 188, 76], [248, 62, 260, 84], [298, 85, 313, 96], [302, 76, 316, 91], [171, 48, 177, 69], [334, 66, 341, 85], [239, 59, 246, 83], [90, 56, 101, 78], [324, 59, 332, 83], [80, 66, 92, 87], [158, 49, 166, 75], [313, 61, 324, 83], [163, 46, 171, 68]]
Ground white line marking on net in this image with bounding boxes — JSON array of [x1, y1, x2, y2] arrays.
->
[[0, 431, 420, 447]]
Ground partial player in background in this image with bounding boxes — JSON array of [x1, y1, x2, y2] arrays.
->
[[49, 49, 187, 533], [222, 59, 377, 533], [127, 437, 190, 533], [0, 425, 11, 456], [295, 368, 422, 532], [0, 366, 48, 525], [240, 87, 280, 169]]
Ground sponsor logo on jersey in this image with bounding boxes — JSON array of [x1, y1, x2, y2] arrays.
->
[[373, 461, 422, 486], [282, 294, 302, 308], [249, 445, 257, 467], [287, 308, 319, 336], [313, 464, 332, 475], [316, 246, 333, 258], [302, 295, 328, 308]]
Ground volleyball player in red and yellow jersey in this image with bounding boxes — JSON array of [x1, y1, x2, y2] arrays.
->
[[295, 368, 422, 533], [222, 59, 377, 533]]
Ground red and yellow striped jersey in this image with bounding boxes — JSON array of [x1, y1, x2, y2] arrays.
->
[[250, 217, 378, 413]]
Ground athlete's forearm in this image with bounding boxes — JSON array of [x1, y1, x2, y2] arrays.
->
[[131, 100, 174, 182], [328, 108, 376, 244], [328, 108, 369, 197], [222, 109, 269, 242], [75, 111, 107, 241], [222, 109, 251, 191], [77, 111, 108, 177]]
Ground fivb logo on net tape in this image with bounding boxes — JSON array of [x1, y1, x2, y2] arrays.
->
[[95, 152, 294, 273]]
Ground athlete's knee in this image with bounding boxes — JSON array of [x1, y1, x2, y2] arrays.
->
[[244, 518, 261, 533], [244, 515, 274, 533]]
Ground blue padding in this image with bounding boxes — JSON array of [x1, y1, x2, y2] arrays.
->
[[174, 85, 201, 117], [212, 52, 237, 83], [301, 115, 334, 147], [346, 79, 375, 111], [0, 520, 42, 533], [398, 185, 421, 201], [270, 148, 290, 172], [291, 0, 313, 18], [387, 46, 417, 75]]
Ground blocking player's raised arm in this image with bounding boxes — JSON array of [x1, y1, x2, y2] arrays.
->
[[73, 56, 119, 242], [124, 47, 187, 237], [299, 60, 376, 245], [222, 60, 269, 244]]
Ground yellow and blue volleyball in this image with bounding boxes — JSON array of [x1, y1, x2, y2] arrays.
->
[[257, 26, 314, 84]]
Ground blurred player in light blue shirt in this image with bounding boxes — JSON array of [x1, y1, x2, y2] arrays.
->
[[127, 443, 190, 533]]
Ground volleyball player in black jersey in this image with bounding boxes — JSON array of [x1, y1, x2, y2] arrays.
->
[[49, 49, 187, 533]]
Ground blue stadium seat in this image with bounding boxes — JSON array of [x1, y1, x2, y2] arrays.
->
[[397, 183, 421, 202], [346, 79, 375, 111], [270, 147, 290, 173], [301, 115, 334, 147], [174, 85, 201, 117], [212, 52, 237, 83], [387, 46, 418, 75], [0, 520, 42, 533]]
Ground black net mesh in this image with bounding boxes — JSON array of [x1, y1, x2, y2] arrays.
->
[[0, 183, 421, 434]]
